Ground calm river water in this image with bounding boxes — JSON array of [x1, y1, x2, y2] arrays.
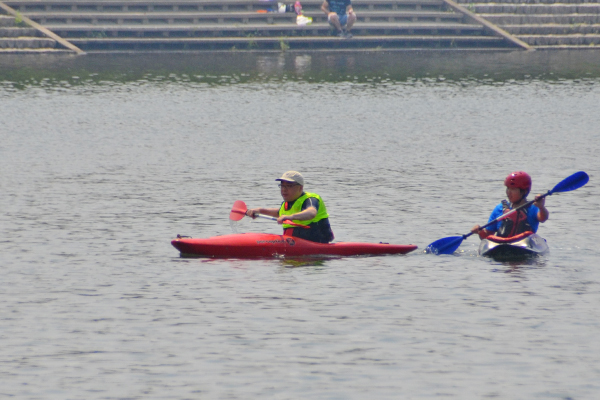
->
[[1, 51, 600, 399]]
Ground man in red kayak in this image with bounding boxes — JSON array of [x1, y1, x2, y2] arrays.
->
[[471, 171, 550, 239], [246, 171, 334, 243]]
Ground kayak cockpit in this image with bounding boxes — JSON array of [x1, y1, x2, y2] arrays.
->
[[479, 231, 548, 260]]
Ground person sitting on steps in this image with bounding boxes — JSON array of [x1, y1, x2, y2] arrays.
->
[[321, 0, 356, 39]]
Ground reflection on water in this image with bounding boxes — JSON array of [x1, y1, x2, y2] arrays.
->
[[256, 54, 286, 75], [3, 50, 600, 88], [491, 257, 548, 274], [293, 54, 312, 75], [278, 258, 329, 269]]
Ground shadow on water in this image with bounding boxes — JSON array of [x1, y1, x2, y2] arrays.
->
[[490, 256, 548, 274], [452, 246, 549, 273], [2, 50, 600, 87]]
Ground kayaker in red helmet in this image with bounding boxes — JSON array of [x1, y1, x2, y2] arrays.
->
[[246, 171, 334, 243], [471, 171, 550, 239]]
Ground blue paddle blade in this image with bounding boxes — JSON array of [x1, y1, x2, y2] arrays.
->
[[426, 236, 464, 255], [551, 171, 589, 194]]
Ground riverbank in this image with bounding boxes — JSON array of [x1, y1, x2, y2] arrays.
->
[[3, 49, 600, 85], [2, 0, 599, 54]]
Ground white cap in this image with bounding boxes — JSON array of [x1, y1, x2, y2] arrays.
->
[[276, 171, 304, 186]]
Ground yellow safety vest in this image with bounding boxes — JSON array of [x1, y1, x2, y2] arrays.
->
[[279, 192, 329, 229]]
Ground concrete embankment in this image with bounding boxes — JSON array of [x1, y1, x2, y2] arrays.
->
[[0, 1, 83, 53], [0, 4, 60, 52], [1, 0, 599, 53], [456, 0, 600, 48]]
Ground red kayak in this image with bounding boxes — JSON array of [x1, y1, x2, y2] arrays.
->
[[172, 233, 418, 258]]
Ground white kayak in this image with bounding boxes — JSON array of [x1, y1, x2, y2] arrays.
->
[[479, 231, 549, 260]]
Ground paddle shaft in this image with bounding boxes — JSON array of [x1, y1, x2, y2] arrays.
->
[[254, 213, 310, 229], [231, 201, 309, 229], [255, 213, 280, 222], [470, 189, 552, 238]]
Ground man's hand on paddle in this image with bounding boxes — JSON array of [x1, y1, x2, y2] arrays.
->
[[277, 215, 293, 225], [246, 209, 258, 219], [246, 208, 279, 219]]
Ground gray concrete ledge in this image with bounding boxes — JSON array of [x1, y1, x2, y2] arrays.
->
[[4, 0, 599, 52]]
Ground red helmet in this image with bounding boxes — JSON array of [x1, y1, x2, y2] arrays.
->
[[504, 171, 532, 191]]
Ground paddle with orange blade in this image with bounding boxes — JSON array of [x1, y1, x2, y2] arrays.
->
[[230, 200, 310, 229]]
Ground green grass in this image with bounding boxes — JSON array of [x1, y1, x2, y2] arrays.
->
[[14, 12, 28, 27], [279, 38, 290, 52]]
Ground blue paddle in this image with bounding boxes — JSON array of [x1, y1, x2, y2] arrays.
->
[[426, 171, 589, 255]]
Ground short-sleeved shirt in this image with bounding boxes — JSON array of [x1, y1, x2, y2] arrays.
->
[[486, 202, 541, 233], [326, 0, 351, 16]]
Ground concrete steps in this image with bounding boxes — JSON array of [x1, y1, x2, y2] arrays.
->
[[473, 4, 600, 13], [505, 23, 600, 34], [456, 0, 600, 47], [5, 0, 456, 13], [2, 0, 515, 51], [0, 26, 38, 36], [67, 34, 504, 51], [0, 37, 57, 48], [41, 22, 485, 36], [22, 11, 468, 25], [0, 13, 58, 51], [518, 33, 600, 44], [476, 0, 600, 3], [481, 14, 600, 24]]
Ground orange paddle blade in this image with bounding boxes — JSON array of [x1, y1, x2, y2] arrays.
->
[[230, 200, 247, 221]]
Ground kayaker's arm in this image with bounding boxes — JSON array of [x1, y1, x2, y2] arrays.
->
[[471, 225, 493, 240], [534, 194, 549, 222], [471, 204, 505, 240], [277, 207, 317, 225], [246, 208, 279, 219]]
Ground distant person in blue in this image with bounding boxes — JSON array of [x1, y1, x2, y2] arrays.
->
[[321, 0, 356, 39], [471, 171, 550, 239]]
